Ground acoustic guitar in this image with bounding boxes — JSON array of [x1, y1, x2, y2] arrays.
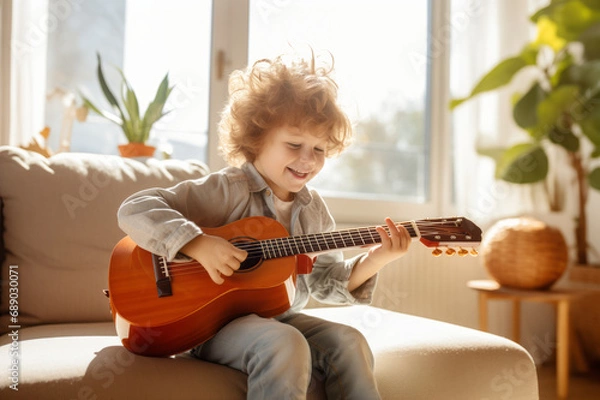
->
[[108, 216, 481, 357]]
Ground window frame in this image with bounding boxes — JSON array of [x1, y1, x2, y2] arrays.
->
[[208, 0, 454, 224]]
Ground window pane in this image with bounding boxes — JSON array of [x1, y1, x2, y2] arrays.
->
[[248, 0, 430, 201], [44, 0, 212, 161]]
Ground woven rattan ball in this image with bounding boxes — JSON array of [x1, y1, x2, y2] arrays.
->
[[481, 217, 568, 290]]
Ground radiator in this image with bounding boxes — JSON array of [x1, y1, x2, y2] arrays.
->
[[370, 243, 486, 328]]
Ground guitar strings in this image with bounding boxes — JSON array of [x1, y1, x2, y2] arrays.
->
[[164, 222, 469, 276], [167, 225, 465, 269]]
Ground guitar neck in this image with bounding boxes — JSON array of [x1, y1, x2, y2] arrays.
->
[[238, 222, 419, 260]]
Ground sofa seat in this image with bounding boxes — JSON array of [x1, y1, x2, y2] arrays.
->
[[0, 146, 539, 399], [0, 306, 538, 399]]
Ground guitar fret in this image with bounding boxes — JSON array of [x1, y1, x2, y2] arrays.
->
[[258, 240, 269, 259], [357, 228, 369, 245], [327, 232, 338, 250], [337, 231, 348, 248], [285, 237, 296, 257], [319, 233, 327, 251], [275, 238, 283, 258], [311, 234, 320, 252], [308, 236, 316, 253], [327, 232, 336, 249], [268, 239, 277, 259], [367, 228, 377, 244], [359, 228, 373, 246], [295, 236, 307, 253]]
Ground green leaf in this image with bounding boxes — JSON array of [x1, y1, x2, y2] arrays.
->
[[496, 143, 549, 184], [579, 22, 600, 60], [476, 146, 507, 163], [116, 68, 142, 141], [449, 57, 528, 110], [560, 60, 600, 89], [520, 45, 540, 65], [582, 0, 600, 11], [141, 74, 173, 142], [514, 82, 546, 129], [81, 96, 123, 126], [551, 52, 575, 87], [96, 54, 125, 122], [533, 0, 600, 41], [580, 105, 600, 147], [589, 166, 600, 190], [535, 85, 581, 139], [548, 126, 580, 151]]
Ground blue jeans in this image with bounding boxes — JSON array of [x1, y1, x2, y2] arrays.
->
[[191, 313, 380, 399]]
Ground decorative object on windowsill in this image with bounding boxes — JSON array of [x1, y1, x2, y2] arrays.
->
[[81, 53, 173, 158], [450, 0, 600, 278], [20, 127, 53, 157], [47, 87, 89, 153], [481, 217, 568, 290]]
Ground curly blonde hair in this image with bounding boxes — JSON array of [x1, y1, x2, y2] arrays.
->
[[218, 51, 352, 166]]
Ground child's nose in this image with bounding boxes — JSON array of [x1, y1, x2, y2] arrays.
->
[[300, 148, 317, 164]]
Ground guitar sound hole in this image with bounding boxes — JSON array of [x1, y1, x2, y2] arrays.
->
[[239, 255, 262, 271], [231, 237, 263, 272]]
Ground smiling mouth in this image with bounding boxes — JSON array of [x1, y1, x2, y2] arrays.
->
[[288, 168, 309, 179]]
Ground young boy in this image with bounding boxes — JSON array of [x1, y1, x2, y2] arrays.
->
[[118, 52, 411, 399]]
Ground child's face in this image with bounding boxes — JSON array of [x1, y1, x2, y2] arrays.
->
[[253, 125, 327, 201]]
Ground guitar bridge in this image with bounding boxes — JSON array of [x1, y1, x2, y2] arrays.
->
[[152, 254, 173, 298]]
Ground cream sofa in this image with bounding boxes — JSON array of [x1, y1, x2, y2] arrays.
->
[[0, 146, 539, 399]]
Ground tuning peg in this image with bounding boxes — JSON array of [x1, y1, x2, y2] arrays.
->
[[445, 248, 456, 256], [432, 248, 443, 257], [457, 248, 469, 257], [469, 248, 479, 256]]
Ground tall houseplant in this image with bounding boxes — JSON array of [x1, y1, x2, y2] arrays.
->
[[451, 0, 600, 267], [81, 54, 173, 157]]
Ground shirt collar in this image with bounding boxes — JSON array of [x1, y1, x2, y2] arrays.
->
[[241, 162, 313, 206]]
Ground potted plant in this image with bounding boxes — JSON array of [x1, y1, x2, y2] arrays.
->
[[450, 0, 600, 274], [81, 53, 173, 157]]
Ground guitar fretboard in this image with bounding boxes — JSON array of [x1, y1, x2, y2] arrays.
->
[[235, 223, 419, 260]]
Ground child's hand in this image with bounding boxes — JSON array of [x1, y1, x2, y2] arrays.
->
[[367, 217, 411, 265], [181, 234, 248, 285], [348, 217, 411, 292]]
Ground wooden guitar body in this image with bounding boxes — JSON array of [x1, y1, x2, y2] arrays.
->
[[108, 217, 296, 357]]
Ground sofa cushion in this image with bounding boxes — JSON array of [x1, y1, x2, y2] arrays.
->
[[0, 146, 209, 332], [0, 306, 539, 399]]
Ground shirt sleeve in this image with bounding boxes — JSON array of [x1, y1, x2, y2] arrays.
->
[[117, 172, 233, 260], [303, 192, 378, 305], [308, 252, 378, 305]]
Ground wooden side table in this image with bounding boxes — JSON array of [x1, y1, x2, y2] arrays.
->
[[467, 279, 591, 399]]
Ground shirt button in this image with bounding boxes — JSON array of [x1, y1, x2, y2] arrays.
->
[[265, 189, 271, 196]]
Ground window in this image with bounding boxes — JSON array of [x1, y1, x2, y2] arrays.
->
[[42, 0, 453, 223], [248, 0, 430, 204], [45, 0, 212, 161]]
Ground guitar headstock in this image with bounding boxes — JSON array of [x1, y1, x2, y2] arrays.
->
[[416, 217, 482, 257]]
